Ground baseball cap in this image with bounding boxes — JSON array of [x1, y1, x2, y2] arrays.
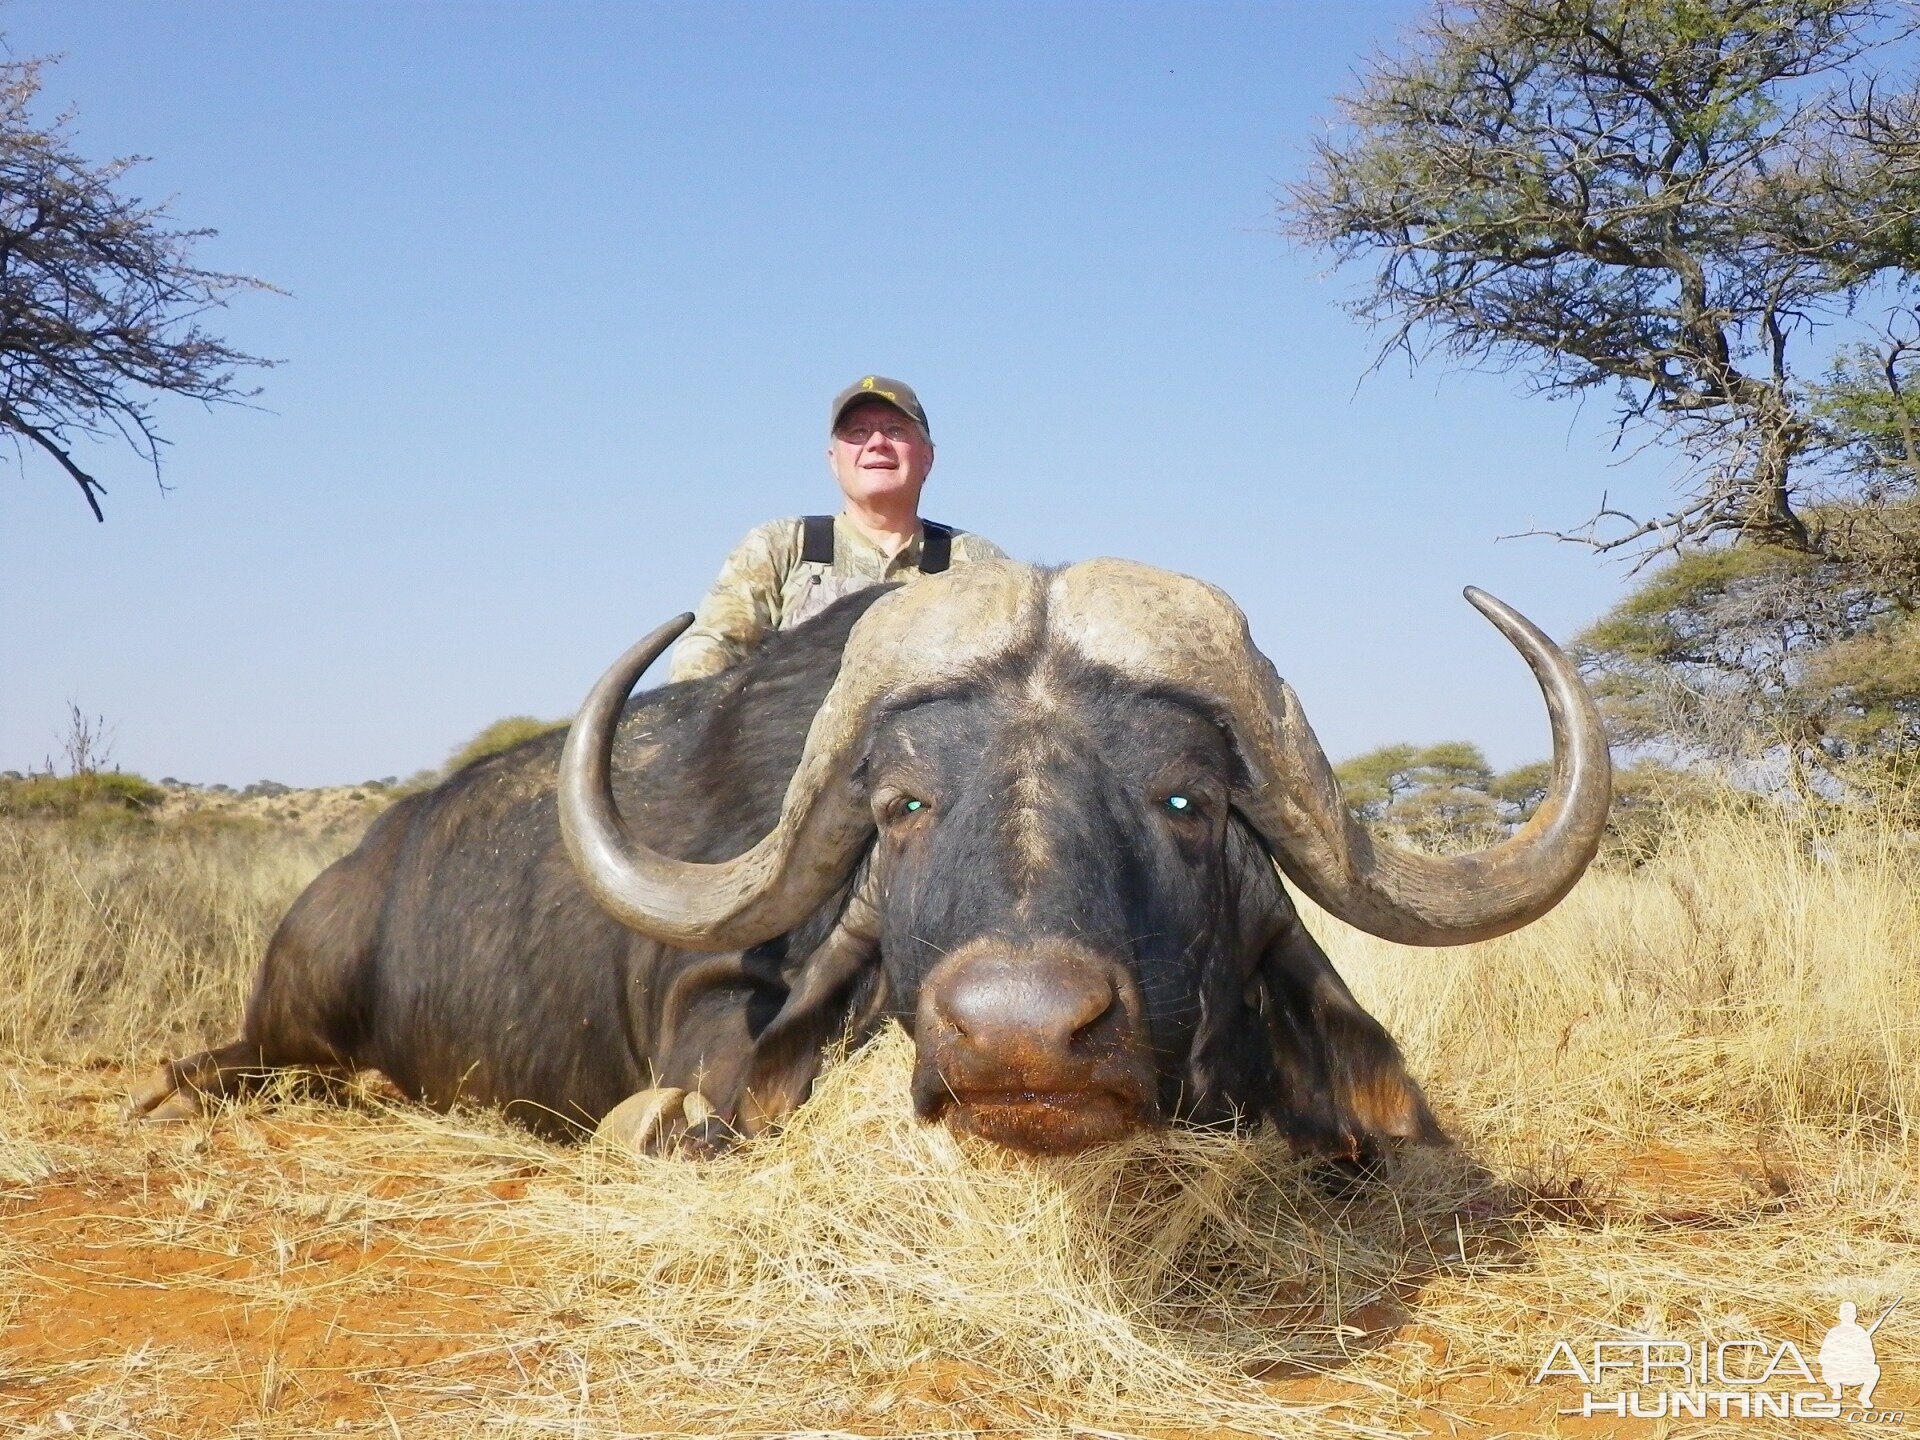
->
[[830, 375, 930, 436]]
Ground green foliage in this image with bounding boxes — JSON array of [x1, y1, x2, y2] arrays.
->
[[0, 771, 167, 820], [1284, 0, 1920, 556], [444, 716, 565, 776], [1336, 740, 1541, 848], [1577, 525, 1920, 802], [1813, 340, 1920, 495], [1332, 743, 1421, 816], [1488, 760, 1552, 814], [1407, 740, 1493, 791], [1335, 741, 1495, 820], [1335, 741, 1743, 865]]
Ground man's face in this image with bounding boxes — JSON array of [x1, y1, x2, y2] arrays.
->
[[828, 400, 935, 511]]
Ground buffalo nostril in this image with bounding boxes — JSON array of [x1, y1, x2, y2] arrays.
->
[[936, 954, 1117, 1051]]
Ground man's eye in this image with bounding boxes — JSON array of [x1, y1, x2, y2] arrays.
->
[[840, 424, 912, 444]]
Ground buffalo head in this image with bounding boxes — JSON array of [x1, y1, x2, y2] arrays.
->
[[559, 560, 1609, 1154]]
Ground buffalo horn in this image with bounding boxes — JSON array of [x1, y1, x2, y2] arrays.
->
[[559, 562, 1042, 951], [1050, 561, 1611, 946]]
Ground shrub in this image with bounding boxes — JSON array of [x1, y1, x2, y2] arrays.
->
[[0, 771, 166, 819], [444, 715, 565, 775], [1599, 759, 1758, 868]]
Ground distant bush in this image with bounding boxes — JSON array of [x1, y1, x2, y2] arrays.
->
[[241, 780, 291, 799], [444, 716, 565, 775], [0, 771, 167, 819], [1333, 740, 1751, 865], [1600, 759, 1759, 868]]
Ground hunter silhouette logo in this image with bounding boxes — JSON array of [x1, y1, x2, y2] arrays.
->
[[1530, 1296, 1906, 1423], [1821, 1299, 1900, 1409]]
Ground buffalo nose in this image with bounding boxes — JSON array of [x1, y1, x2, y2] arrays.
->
[[931, 953, 1117, 1056]]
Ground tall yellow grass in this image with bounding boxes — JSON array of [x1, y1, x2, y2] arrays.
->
[[0, 818, 344, 1065], [1323, 803, 1920, 1149], [3, 805, 1916, 1437]]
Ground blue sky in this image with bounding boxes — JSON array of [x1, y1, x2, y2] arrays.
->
[[0, 1, 1679, 786]]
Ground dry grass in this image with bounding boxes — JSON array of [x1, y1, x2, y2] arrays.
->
[[1328, 802, 1920, 1149], [2, 805, 1917, 1437], [0, 818, 345, 1067]]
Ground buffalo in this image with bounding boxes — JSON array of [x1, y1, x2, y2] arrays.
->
[[132, 560, 1610, 1158]]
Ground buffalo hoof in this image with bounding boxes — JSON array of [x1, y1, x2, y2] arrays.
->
[[593, 1087, 732, 1157], [126, 1041, 262, 1123], [127, 1063, 210, 1123]]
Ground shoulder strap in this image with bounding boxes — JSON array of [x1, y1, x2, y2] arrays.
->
[[800, 515, 835, 565], [920, 521, 954, 575]]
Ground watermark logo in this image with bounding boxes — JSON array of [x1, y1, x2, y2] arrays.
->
[[1530, 1298, 1904, 1424], [1821, 1300, 1896, 1409]]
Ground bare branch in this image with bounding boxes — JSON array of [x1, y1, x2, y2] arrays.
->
[[0, 404, 105, 520], [0, 53, 279, 521]]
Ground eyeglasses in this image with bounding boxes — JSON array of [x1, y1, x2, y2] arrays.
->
[[835, 421, 919, 445]]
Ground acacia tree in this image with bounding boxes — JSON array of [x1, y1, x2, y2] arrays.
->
[[1335, 740, 1510, 845], [1576, 519, 1920, 797], [1283, 0, 1920, 560], [1335, 738, 1745, 858], [0, 55, 274, 521]]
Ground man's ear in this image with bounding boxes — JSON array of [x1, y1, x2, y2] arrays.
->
[[734, 865, 887, 1135]]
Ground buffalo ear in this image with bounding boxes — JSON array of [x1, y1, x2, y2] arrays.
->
[[1254, 909, 1447, 1152], [733, 882, 887, 1136], [1184, 827, 1332, 1134]]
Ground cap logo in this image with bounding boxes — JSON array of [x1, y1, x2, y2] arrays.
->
[[858, 376, 899, 402]]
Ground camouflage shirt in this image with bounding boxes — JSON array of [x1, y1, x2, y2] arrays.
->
[[667, 515, 1008, 682]]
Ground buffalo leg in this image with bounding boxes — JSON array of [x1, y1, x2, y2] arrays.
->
[[598, 875, 886, 1157], [130, 803, 407, 1122], [128, 1040, 353, 1121], [593, 1086, 726, 1156], [127, 940, 364, 1120]]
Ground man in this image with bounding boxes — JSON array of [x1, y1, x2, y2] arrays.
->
[[668, 376, 1006, 682]]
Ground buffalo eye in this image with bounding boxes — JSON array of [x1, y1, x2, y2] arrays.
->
[[879, 791, 931, 825], [1157, 791, 1209, 827]]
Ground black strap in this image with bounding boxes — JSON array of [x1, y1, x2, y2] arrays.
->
[[800, 515, 835, 564], [800, 514, 957, 573], [920, 521, 954, 574]]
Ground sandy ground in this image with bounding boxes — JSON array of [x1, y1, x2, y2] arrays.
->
[[6, 800, 1916, 1437], [5, 1054, 1874, 1440]]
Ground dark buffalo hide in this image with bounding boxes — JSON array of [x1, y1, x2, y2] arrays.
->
[[135, 587, 1441, 1158]]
